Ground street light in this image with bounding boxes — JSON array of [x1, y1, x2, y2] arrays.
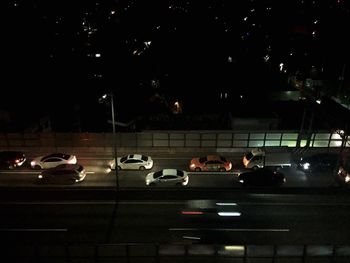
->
[[99, 93, 119, 189]]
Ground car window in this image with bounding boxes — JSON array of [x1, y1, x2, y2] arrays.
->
[[141, 155, 148, 161], [45, 158, 62, 162], [162, 175, 177, 180], [153, 171, 163, 178], [176, 170, 184, 176], [120, 156, 127, 162]]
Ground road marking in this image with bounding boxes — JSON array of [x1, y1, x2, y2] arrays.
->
[[169, 228, 290, 232], [0, 228, 67, 232], [182, 236, 201, 240]]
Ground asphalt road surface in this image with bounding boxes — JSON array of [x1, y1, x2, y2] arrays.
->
[[0, 154, 342, 188]]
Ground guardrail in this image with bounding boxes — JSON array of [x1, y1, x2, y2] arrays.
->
[[2, 243, 349, 262]]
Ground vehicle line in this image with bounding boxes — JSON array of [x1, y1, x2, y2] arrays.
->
[[0, 228, 68, 232], [169, 228, 290, 232]]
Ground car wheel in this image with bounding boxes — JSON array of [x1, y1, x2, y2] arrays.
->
[[195, 167, 201, 172], [139, 166, 145, 171]]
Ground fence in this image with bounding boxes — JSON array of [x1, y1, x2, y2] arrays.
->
[[0, 130, 348, 149], [2, 243, 350, 262]]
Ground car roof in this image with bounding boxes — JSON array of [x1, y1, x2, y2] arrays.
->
[[44, 153, 71, 159]]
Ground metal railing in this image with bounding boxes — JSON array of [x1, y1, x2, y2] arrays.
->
[[0, 130, 348, 150]]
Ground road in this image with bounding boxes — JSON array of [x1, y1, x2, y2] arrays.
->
[[0, 153, 342, 188], [1, 194, 350, 246]]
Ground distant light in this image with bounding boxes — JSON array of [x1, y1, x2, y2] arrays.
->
[[279, 63, 284, 71], [314, 20, 318, 24], [225, 246, 244, 251], [181, 211, 203, 215], [227, 56, 232, 62], [102, 94, 107, 99], [250, 8, 255, 12], [316, 99, 321, 104], [216, 202, 237, 206], [95, 53, 101, 58], [110, 10, 116, 15], [243, 16, 248, 21], [144, 41, 152, 47], [218, 212, 241, 217], [240, 95, 243, 99]]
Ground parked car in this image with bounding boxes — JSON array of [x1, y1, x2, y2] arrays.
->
[[189, 155, 232, 172], [145, 169, 189, 186], [0, 151, 26, 169], [238, 168, 286, 186], [110, 154, 153, 170], [37, 164, 86, 184], [31, 153, 77, 169], [297, 153, 338, 174]]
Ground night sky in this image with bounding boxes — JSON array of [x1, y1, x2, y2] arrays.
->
[[3, 0, 349, 131]]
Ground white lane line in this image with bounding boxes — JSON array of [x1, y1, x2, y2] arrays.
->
[[0, 228, 67, 232], [86, 171, 95, 174], [182, 236, 201, 240], [169, 228, 290, 232]]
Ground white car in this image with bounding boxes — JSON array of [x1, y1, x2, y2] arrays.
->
[[31, 153, 77, 169], [110, 154, 153, 170], [145, 169, 189, 186]]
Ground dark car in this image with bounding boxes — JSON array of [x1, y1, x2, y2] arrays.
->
[[297, 153, 338, 174], [0, 151, 26, 169], [238, 168, 286, 186], [37, 164, 86, 184]]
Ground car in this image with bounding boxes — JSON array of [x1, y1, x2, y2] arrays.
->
[[109, 154, 153, 170], [0, 151, 26, 169], [237, 168, 286, 186], [189, 155, 232, 172], [297, 153, 338, 174], [31, 153, 77, 169], [145, 169, 189, 186], [37, 164, 86, 184]]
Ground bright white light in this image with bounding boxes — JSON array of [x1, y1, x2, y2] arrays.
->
[[243, 16, 248, 21], [225, 246, 244, 251], [302, 163, 310, 170], [316, 99, 321, 104], [95, 53, 101, 58], [227, 56, 232, 62], [111, 10, 116, 15], [102, 94, 107, 99], [279, 63, 284, 71], [218, 212, 241, 217], [216, 203, 237, 206]]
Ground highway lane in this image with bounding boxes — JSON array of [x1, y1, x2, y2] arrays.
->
[[0, 154, 341, 188], [1, 195, 350, 245]]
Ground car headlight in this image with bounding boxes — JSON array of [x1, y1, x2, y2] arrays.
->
[[31, 161, 36, 167], [345, 175, 350, 183], [190, 164, 195, 168], [146, 179, 150, 185], [302, 162, 310, 170], [38, 175, 43, 179]]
